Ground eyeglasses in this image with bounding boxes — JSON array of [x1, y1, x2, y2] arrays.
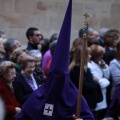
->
[[6, 72, 16, 76], [35, 60, 41, 64]]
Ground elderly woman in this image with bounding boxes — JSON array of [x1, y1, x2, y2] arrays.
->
[[0, 61, 21, 120], [10, 47, 27, 73], [13, 55, 43, 105], [88, 44, 110, 120], [28, 49, 46, 83]]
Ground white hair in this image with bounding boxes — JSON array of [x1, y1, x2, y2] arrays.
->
[[28, 50, 42, 58]]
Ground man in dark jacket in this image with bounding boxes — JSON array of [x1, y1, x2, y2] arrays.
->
[[26, 27, 43, 51]]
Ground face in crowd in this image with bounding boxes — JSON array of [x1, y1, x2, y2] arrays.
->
[[16, 51, 27, 63], [35, 57, 41, 70], [30, 30, 43, 46], [3, 68, 16, 83], [23, 61, 35, 76]]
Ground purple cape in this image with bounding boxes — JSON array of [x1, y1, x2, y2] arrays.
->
[[16, 0, 94, 119], [16, 72, 94, 120], [105, 84, 120, 119]]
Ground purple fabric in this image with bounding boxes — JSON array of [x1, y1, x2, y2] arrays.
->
[[42, 50, 52, 73], [22, 74, 36, 91], [16, 0, 94, 119], [16, 72, 94, 120], [105, 84, 120, 119]]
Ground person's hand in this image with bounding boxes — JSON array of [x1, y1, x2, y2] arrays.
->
[[15, 107, 21, 115], [72, 115, 83, 120], [100, 59, 107, 69], [93, 76, 99, 83], [69, 61, 75, 71], [13, 107, 21, 118], [38, 43, 42, 50], [102, 117, 114, 120]]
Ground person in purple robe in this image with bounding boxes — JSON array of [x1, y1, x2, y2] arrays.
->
[[103, 84, 120, 120], [16, 0, 94, 120]]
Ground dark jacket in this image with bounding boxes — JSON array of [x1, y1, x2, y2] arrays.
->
[[0, 54, 9, 62], [105, 83, 120, 119], [13, 73, 43, 105], [70, 66, 103, 109], [103, 47, 116, 65], [26, 42, 38, 51]]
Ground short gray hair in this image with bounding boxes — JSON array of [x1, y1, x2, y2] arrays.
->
[[4, 38, 19, 52], [0, 61, 15, 74], [28, 50, 42, 58]]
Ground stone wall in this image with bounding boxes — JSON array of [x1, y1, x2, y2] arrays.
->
[[0, 0, 120, 47]]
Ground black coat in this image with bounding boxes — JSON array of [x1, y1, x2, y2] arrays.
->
[[26, 42, 38, 51], [0, 54, 9, 62], [13, 73, 43, 105], [103, 47, 116, 65], [70, 66, 103, 109]]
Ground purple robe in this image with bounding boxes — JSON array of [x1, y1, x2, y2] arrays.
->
[[16, 72, 94, 120], [105, 84, 120, 119], [16, 0, 94, 119]]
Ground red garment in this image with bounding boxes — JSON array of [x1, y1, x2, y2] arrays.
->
[[0, 77, 20, 120], [45, 57, 52, 76]]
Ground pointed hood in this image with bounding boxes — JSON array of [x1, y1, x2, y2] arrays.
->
[[16, 0, 94, 120], [49, 0, 72, 74]]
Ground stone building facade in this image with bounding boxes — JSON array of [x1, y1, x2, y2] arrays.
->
[[0, 0, 120, 46]]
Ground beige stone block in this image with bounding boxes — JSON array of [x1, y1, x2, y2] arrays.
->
[[0, 0, 15, 14], [8, 28, 27, 44], [0, 0, 120, 47], [101, 17, 120, 30], [15, 0, 36, 14], [83, 2, 111, 18], [72, 15, 84, 30], [111, 4, 120, 17], [0, 0, 4, 13], [0, 13, 25, 28], [36, 1, 47, 11], [3, 0, 15, 14], [89, 17, 101, 30], [73, 2, 84, 16]]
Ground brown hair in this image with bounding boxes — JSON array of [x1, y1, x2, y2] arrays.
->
[[90, 44, 105, 61], [70, 38, 83, 52], [104, 29, 120, 46], [20, 55, 35, 69], [69, 45, 89, 71], [11, 47, 28, 62]]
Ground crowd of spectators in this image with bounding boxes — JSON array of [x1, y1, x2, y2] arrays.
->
[[0, 26, 120, 120]]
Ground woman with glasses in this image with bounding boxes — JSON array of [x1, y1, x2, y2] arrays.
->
[[28, 49, 46, 83], [0, 61, 21, 120]]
